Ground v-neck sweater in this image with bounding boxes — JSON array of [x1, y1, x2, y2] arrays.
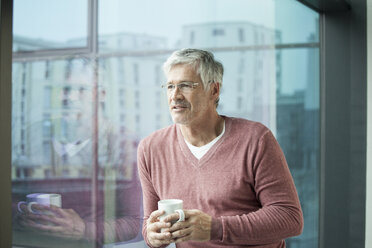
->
[[185, 120, 225, 160], [137, 116, 303, 248]]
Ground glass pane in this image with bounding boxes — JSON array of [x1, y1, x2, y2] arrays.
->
[[98, 0, 319, 247], [11, 58, 142, 247], [12, 0, 319, 247], [275, 0, 319, 44], [13, 0, 88, 52], [98, 0, 318, 53], [276, 47, 320, 247]]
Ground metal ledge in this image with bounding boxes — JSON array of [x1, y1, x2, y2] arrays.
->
[[297, 0, 351, 12]]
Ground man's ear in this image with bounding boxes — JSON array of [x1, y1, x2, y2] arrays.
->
[[210, 82, 220, 100]]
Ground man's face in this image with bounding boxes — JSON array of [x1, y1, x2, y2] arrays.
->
[[166, 64, 215, 126]]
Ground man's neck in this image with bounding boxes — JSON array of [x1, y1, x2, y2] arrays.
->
[[179, 114, 224, 147]]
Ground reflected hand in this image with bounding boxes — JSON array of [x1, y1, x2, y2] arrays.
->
[[17, 204, 85, 240], [162, 209, 212, 244], [146, 210, 175, 247]]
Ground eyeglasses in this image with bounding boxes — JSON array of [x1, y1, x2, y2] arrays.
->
[[161, 82, 199, 93]]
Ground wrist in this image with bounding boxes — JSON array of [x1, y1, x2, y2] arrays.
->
[[210, 217, 223, 241]]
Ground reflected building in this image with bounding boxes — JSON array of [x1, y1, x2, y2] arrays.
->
[[276, 31, 320, 247], [180, 22, 279, 132], [12, 22, 319, 247], [12, 22, 280, 180], [12, 34, 171, 180]]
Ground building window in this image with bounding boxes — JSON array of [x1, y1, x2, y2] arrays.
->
[[43, 115, 51, 138], [65, 59, 72, 79], [43, 140, 51, 164], [133, 63, 139, 84], [45, 61, 50, 79], [135, 91, 140, 109], [239, 28, 245, 43], [62, 86, 71, 108], [212, 29, 225, 36], [190, 31, 195, 44], [44, 86, 52, 109]]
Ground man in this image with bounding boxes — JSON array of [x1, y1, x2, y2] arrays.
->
[[137, 48, 303, 248]]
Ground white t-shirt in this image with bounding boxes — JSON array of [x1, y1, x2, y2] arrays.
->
[[184, 121, 225, 160]]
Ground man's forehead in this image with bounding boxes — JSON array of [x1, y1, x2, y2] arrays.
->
[[167, 64, 199, 80]]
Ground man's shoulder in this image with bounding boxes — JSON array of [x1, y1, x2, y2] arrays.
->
[[226, 116, 269, 135], [139, 124, 176, 149]]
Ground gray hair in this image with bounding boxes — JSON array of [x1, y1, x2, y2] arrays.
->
[[163, 48, 224, 106]]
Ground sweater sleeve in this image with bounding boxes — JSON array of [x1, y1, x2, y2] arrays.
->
[[214, 130, 303, 245], [137, 140, 169, 248]]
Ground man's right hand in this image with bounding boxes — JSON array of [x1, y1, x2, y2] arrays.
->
[[147, 210, 175, 247]]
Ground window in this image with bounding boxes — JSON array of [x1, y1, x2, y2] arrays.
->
[[11, 0, 319, 247], [190, 31, 195, 44], [43, 86, 51, 109], [133, 63, 139, 84], [13, 0, 88, 52], [212, 29, 225, 36], [239, 28, 245, 43]]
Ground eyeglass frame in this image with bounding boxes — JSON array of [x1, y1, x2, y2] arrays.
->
[[161, 81, 200, 93]]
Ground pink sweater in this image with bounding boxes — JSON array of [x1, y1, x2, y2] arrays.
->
[[137, 116, 303, 248]]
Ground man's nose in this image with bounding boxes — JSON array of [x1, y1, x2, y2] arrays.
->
[[170, 87, 183, 100]]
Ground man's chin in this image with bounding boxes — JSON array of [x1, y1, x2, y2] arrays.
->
[[171, 115, 189, 125]]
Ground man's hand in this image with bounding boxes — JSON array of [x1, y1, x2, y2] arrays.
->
[[146, 210, 176, 247], [162, 209, 212, 244], [17, 204, 85, 240]]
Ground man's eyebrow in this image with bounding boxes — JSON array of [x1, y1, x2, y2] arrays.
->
[[166, 80, 193, 84]]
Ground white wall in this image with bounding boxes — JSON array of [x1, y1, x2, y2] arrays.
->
[[367, 0, 372, 247]]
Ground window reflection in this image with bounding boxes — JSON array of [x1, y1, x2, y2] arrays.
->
[[12, 59, 142, 247], [13, 0, 89, 52], [12, 0, 319, 247]]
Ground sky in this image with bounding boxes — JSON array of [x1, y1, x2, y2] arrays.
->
[[14, 0, 318, 44], [13, 0, 319, 95]]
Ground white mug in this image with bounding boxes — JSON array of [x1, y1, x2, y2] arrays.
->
[[158, 199, 184, 223], [18, 193, 62, 214]]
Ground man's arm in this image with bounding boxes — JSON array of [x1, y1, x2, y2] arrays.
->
[[211, 130, 303, 245], [137, 140, 174, 248]]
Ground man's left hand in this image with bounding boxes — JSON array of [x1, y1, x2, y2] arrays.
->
[[162, 209, 212, 244]]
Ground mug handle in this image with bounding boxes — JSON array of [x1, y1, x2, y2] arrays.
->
[[175, 209, 185, 222], [17, 201, 26, 213], [27, 202, 37, 214]]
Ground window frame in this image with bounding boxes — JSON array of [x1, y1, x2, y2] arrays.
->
[[12, 0, 93, 59], [0, 0, 14, 247]]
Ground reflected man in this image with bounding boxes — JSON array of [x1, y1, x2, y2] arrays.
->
[[15, 120, 141, 246]]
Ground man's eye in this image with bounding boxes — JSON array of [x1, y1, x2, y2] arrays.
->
[[167, 85, 175, 90], [180, 83, 192, 89]]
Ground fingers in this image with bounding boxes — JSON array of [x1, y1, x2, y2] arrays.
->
[[162, 212, 182, 223], [168, 219, 190, 232], [147, 210, 165, 224], [171, 226, 193, 239], [147, 227, 176, 248], [149, 238, 176, 247], [148, 221, 171, 232], [162, 209, 199, 223]]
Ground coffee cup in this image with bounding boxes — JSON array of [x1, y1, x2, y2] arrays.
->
[[158, 199, 184, 224], [18, 193, 62, 214]]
